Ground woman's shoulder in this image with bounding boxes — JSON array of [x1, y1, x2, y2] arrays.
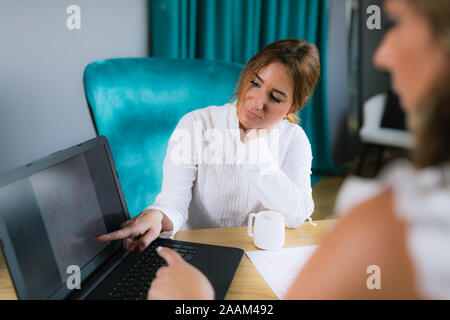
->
[[281, 120, 307, 136], [185, 102, 234, 117], [278, 121, 311, 147], [175, 102, 235, 131], [180, 102, 235, 125]]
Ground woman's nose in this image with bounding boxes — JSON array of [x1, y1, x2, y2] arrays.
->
[[252, 95, 265, 110], [373, 36, 393, 71]]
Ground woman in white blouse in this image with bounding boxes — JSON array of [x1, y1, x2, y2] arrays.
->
[[146, 0, 450, 300], [96, 39, 321, 253]]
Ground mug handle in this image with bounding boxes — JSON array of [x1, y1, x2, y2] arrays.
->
[[248, 213, 256, 237]]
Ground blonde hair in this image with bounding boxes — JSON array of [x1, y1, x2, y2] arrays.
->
[[409, 77, 450, 169], [232, 39, 321, 124], [405, 0, 450, 168]]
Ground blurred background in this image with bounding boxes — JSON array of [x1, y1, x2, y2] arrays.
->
[[0, 0, 404, 219]]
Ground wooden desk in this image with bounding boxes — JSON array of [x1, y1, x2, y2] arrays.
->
[[0, 219, 337, 300]]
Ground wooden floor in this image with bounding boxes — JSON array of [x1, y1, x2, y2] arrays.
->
[[311, 175, 345, 221]]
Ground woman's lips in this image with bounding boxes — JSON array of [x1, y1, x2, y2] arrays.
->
[[245, 107, 262, 120]]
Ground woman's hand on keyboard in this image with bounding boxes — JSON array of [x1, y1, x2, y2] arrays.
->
[[147, 246, 214, 300], [94, 209, 164, 252]]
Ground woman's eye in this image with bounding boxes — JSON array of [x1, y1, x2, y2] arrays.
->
[[385, 18, 398, 31], [271, 95, 281, 103], [250, 80, 259, 88], [249, 80, 281, 103]]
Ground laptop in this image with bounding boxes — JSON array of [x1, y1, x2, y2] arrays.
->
[[0, 136, 244, 300]]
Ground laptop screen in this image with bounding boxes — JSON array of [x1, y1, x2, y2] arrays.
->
[[0, 142, 126, 299]]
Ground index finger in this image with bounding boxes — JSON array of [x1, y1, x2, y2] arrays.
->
[[94, 227, 135, 242]]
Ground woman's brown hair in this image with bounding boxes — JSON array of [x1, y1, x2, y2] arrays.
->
[[232, 39, 321, 124], [406, 0, 450, 168], [411, 79, 450, 169]]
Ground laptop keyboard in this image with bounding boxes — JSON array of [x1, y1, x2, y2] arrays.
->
[[107, 242, 199, 300]]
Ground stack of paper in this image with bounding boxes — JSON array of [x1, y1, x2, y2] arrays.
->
[[246, 245, 319, 299]]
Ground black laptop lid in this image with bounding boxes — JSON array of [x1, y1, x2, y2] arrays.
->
[[0, 136, 129, 299]]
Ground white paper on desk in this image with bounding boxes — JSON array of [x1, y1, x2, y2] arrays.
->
[[246, 245, 318, 299]]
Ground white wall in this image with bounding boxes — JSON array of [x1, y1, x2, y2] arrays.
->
[[0, 0, 149, 173]]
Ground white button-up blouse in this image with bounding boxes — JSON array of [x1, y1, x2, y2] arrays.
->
[[146, 102, 315, 235]]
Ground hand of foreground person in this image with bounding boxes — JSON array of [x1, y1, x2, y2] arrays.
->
[[147, 247, 215, 300]]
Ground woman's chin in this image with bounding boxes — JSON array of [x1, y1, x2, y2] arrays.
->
[[399, 95, 416, 114], [239, 118, 258, 131]]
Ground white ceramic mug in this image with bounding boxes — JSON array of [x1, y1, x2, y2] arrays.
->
[[247, 211, 285, 250]]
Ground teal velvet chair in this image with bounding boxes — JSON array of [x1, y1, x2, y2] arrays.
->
[[83, 58, 243, 217]]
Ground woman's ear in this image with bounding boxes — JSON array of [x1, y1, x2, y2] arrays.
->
[[304, 96, 310, 105]]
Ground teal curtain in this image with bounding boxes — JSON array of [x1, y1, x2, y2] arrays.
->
[[150, 0, 339, 174]]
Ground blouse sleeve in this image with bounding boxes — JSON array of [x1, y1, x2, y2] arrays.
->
[[333, 177, 385, 217], [145, 113, 198, 237], [240, 128, 315, 228], [390, 162, 450, 299]]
